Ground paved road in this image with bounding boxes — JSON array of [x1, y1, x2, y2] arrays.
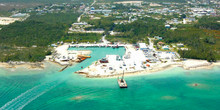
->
[[101, 35, 110, 44], [77, 0, 96, 22], [148, 38, 156, 51]]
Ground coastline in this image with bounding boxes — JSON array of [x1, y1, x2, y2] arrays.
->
[[0, 59, 219, 78], [0, 62, 45, 70], [75, 60, 220, 78], [52, 44, 92, 66], [0, 61, 64, 70]]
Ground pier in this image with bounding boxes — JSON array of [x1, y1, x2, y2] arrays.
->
[[59, 65, 69, 72], [53, 43, 128, 66], [68, 44, 125, 48]]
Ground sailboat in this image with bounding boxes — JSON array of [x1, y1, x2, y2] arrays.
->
[[117, 71, 127, 88]]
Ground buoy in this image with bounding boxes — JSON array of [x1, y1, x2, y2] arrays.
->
[[194, 83, 198, 86], [81, 66, 83, 69]]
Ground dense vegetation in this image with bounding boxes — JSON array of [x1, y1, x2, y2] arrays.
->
[[164, 28, 217, 62], [0, 12, 104, 62], [0, 0, 93, 3], [103, 16, 219, 62], [0, 46, 51, 62], [112, 4, 134, 13], [62, 33, 102, 43], [0, 8, 219, 62], [162, 16, 219, 61], [0, 20, 66, 47], [0, 13, 79, 47], [28, 13, 80, 26], [194, 16, 220, 30], [0, 11, 11, 17], [86, 17, 115, 33], [97, 0, 186, 3], [0, 13, 78, 62], [146, 0, 186, 3], [107, 17, 165, 44]]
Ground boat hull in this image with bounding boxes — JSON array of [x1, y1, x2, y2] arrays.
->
[[118, 79, 128, 88]]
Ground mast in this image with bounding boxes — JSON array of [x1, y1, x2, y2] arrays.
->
[[122, 70, 124, 80]]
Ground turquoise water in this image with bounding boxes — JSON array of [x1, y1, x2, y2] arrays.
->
[[0, 47, 220, 110]]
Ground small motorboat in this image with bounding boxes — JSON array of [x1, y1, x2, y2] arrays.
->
[[100, 58, 109, 63]]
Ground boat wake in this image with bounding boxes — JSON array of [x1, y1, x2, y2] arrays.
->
[[0, 80, 62, 110]]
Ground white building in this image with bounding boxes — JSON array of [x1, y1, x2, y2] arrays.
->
[[162, 45, 169, 50], [114, 1, 143, 7], [139, 43, 148, 50], [0, 17, 20, 25], [73, 22, 88, 25], [177, 43, 184, 47]]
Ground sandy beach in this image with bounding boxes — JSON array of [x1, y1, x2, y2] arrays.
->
[[0, 43, 219, 78], [76, 60, 220, 78], [0, 62, 44, 69], [0, 61, 57, 70], [0, 58, 219, 77], [49, 44, 92, 65], [67, 44, 220, 78]]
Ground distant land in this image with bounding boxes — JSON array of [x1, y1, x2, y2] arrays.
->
[[0, 0, 220, 110], [0, 0, 219, 62], [0, 0, 92, 3], [97, 0, 186, 3], [0, 0, 187, 3]]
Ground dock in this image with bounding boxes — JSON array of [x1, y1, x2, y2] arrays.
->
[[68, 44, 125, 48], [59, 65, 69, 72]]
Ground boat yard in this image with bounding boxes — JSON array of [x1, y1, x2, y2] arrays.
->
[[47, 41, 212, 78], [75, 43, 182, 77]]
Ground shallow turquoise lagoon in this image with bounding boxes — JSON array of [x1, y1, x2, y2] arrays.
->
[[0, 47, 220, 110]]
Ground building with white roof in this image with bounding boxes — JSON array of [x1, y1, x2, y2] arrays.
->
[[139, 43, 148, 50]]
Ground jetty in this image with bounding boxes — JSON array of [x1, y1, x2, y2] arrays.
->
[[68, 44, 124, 48], [59, 65, 69, 72]]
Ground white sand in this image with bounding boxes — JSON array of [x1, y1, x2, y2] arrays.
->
[[1, 43, 219, 77], [0, 62, 45, 70], [76, 58, 220, 78], [182, 59, 212, 69]]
